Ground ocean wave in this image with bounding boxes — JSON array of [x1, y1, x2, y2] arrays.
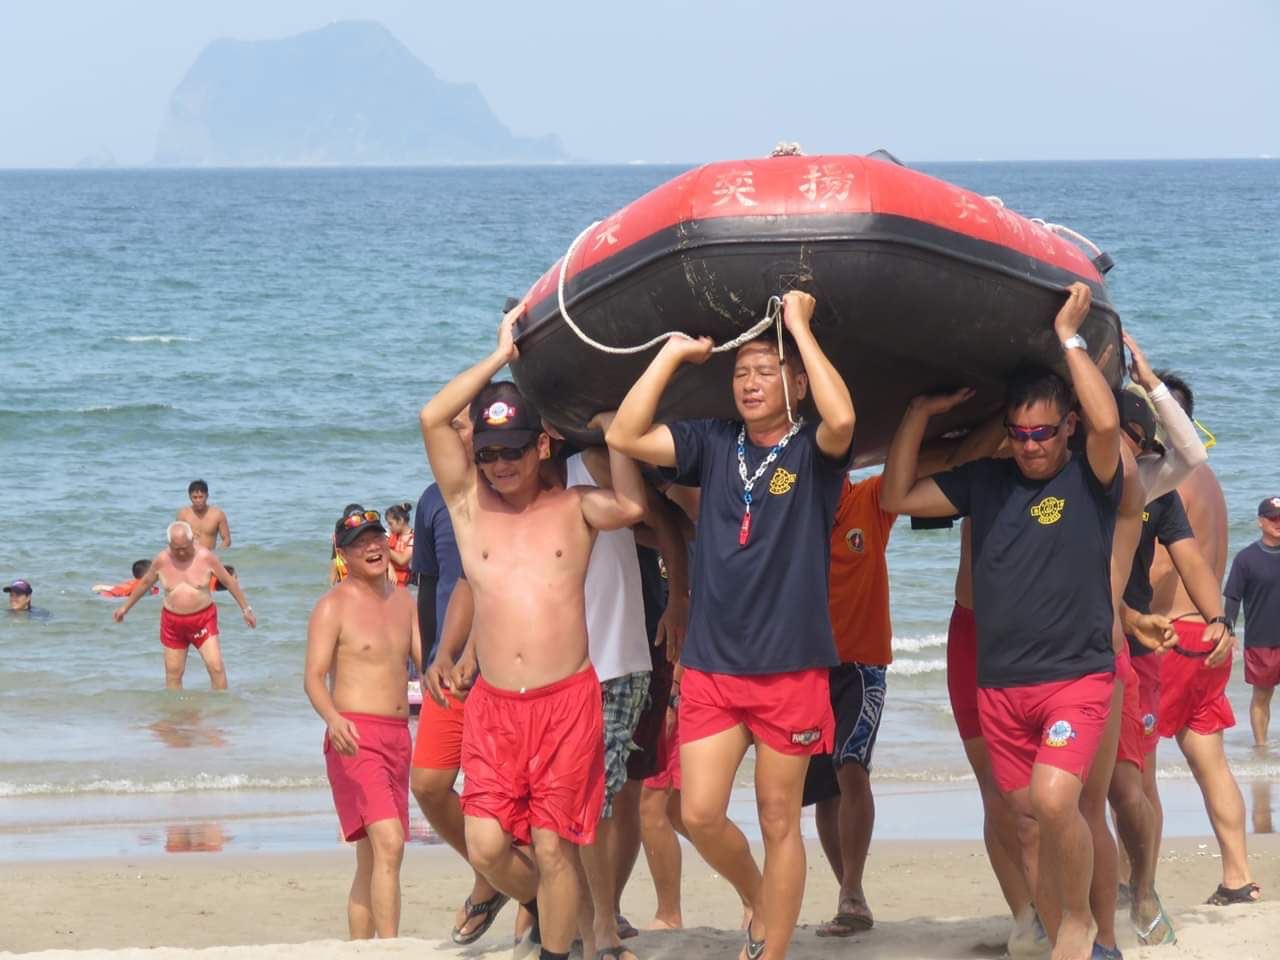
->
[[0, 773, 325, 798], [887, 658, 947, 677], [111, 335, 197, 343], [892, 633, 946, 654], [74, 402, 174, 415]]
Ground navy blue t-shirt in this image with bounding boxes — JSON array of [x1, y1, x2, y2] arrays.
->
[[411, 483, 462, 660], [1224, 541, 1280, 649], [934, 453, 1121, 688], [1123, 490, 1194, 657], [669, 418, 846, 675]]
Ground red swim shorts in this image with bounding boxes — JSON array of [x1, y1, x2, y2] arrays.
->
[[644, 713, 681, 792], [461, 667, 604, 846], [412, 689, 466, 770], [324, 712, 412, 842], [1245, 647, 1280, 688], [678, 667, 833, 757], [977, 671, 1115, 794], [1158, 621, 1235, 737], [946, 604, 981, 741], [1130, 649, 1162, 756], [160, 605, 218, 650], [1115, 646, 1145, 771]]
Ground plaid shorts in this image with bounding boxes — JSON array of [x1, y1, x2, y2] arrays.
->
[[601, 671, 651, 817]]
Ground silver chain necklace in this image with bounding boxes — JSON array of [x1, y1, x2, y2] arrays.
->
[[736, 420, 802, 546]]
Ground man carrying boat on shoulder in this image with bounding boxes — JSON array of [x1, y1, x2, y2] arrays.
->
[[607, 289, 855, 960], [882, 283, 1121, 960]]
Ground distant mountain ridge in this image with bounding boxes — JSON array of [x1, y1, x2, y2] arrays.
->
[[154, 21, 566, 165]]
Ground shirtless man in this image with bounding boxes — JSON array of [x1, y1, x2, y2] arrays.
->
[[114, 521, 254, 689], [420, 304, 646, 960], [304, 508, 421, 939], [178, 479, 231, 551], [1145, 373, 1259, 906]]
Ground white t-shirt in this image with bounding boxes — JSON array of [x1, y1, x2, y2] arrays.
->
[[566, 453, 652, 681]]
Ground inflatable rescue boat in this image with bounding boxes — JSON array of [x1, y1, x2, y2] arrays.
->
[[511, 151, 1123, 464]]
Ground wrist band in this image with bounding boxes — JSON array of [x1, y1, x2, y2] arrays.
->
[[1208, 614, 1234, 632], [1148, 382, 1170, 401]]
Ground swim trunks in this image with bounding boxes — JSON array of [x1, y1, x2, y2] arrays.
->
[[1129, 645, 1162, 755], [1158, 621, 1235, 738], [1115, 645, 1145, 770], [461, 667, 605, 846], [601, 671, 651, 817], [411, 688, 466, 770], [679, 667, 833, 757], [946, 603, 982, 741], [160, 605, 218, 650], [978, 671, 1115, 793], [324, 711, 412, 842], [1245, 647, 1280, 688], [801, 662, 888, 806], [644, 713, 681, 792]]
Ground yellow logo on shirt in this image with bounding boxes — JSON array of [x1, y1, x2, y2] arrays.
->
[[769, 467, 797, 495], [1030, 496, 1066, 525], [1142, 510, 1151, 522]]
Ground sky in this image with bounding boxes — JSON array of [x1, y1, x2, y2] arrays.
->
[[0, 0, 1277, 167]]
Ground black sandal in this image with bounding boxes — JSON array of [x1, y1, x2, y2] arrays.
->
[[1205, 882, 1261, 906], [450, 892, 511, 945]]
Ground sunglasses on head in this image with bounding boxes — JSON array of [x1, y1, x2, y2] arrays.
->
[[1004, 415, 1068, 443], [341, 510, 381, 529], [475, 442, 534, 464]]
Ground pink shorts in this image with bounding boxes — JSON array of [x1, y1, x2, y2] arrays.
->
[[946, 604, 981, 741], [1245, 647, 1280, 688], [324, 712, 412, 842], [644, 713, 681, 792], [461, 668, 604, 846], [978, 672, 1115, 793], [679, 667, 833, 756], [1115, 647, 1144, 771], [1130, 650, 1162, 755], [1158, 621, 1235, 738], [160, 605, 218, 650]]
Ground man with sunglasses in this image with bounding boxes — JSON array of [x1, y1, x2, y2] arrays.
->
[[420, 303, 646, 960], [305, 507, 421, 939], [1225, 497, 1280, 747], [882, 282, 1121, 960]]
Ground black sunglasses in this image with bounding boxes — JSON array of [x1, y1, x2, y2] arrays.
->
[[475, 442, 534, 464]]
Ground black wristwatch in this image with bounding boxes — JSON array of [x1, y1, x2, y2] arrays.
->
[[1208, 615, 1235, 632]]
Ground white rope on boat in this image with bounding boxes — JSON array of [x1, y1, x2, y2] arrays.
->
[[555, 220, 782, 356]]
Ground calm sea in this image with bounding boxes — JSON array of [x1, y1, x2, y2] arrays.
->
[[1, 160, 1278, 857]]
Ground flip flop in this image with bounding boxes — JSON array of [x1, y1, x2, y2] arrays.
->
[[616, 913, 640, 939], [1091, 943, 1123, 960], [1133, 891, 1177, 945], [745, 922, 765, 960], [451, 891, 511, 945], [1205, 882, 1261, 906]]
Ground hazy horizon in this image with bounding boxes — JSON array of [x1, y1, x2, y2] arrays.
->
[[1, 0, 1276, 168]]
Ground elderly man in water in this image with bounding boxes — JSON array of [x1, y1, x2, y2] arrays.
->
[[113, 521, 255, 689]]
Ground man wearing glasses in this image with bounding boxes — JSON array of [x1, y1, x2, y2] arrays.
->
[[420, 303, 646, 960], [882, 282, 1122, 960], [305, 506, 421, 939]]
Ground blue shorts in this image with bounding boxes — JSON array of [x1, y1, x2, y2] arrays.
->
[[801, 662, 888, 807]]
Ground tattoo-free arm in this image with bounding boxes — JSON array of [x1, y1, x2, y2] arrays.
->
[[606, 336, 713, 467], [881, 391, 973, 516]]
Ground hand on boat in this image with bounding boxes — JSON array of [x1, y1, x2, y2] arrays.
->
[[1053, 281, 1093, 340], [781, 290, 816, 334], [1122, 333, 1160, 391], [909, 387, 976, 418], [659, 334, 713, 366], [496, 299, 527, 362]]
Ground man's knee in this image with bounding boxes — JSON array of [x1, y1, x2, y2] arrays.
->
[[465, 824, 509, 873], [367, 822, 406, 867], [531, 830, 577, 875], [756, 791, 801, 844], [1029, 776, 1083, 826], [410, 768, 457, 809]]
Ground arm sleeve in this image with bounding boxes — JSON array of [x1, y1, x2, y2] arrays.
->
[[932, 461, 979, 517], [668, 419, 712, 487], [1138, 384, 1208, 502], [1223, 551, 1246, 624]]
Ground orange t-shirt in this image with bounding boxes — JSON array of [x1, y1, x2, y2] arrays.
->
[[388, 530, 415, 587], [98, 579, 159, 597], [827, 474, 898, 666]]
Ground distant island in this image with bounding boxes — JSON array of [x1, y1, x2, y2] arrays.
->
[[154, 21, 567, 166]]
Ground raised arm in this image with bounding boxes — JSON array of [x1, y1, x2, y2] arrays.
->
[[421, 303, 522, 504], [1055, 283, 1120, 487], [304, 596, 359, 755], [606, 335, 713, 467], [881, 390, 975, 516], [112, 557, 161, 622], [209, 552, 255, 628], [1167, 538, 1234, 666], [1125, 332, 1206, 501], [579, 414, 647, 532], [780, 291, 854, 459]]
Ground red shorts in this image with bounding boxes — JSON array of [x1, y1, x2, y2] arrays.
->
[[1158, 621, 1235, 738], [1130, 650, 1162, 755], [977, 672, 1115, 793], [1245, 647, 1280, 688], [679, 667, 833, 756], [946, 604, 981, 741], [644, 714, 681, 792], [324, 712, 411, 842], [412, 689, 465, 770], [1115, 646, 1145, 771], [461, 667, 604, 846], [160, 605, 218, 650]]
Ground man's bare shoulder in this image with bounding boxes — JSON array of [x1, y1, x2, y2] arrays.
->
[[176, 506, 194, 521]]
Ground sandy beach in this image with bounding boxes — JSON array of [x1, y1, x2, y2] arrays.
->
[[4, 834, 1277, 959]]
